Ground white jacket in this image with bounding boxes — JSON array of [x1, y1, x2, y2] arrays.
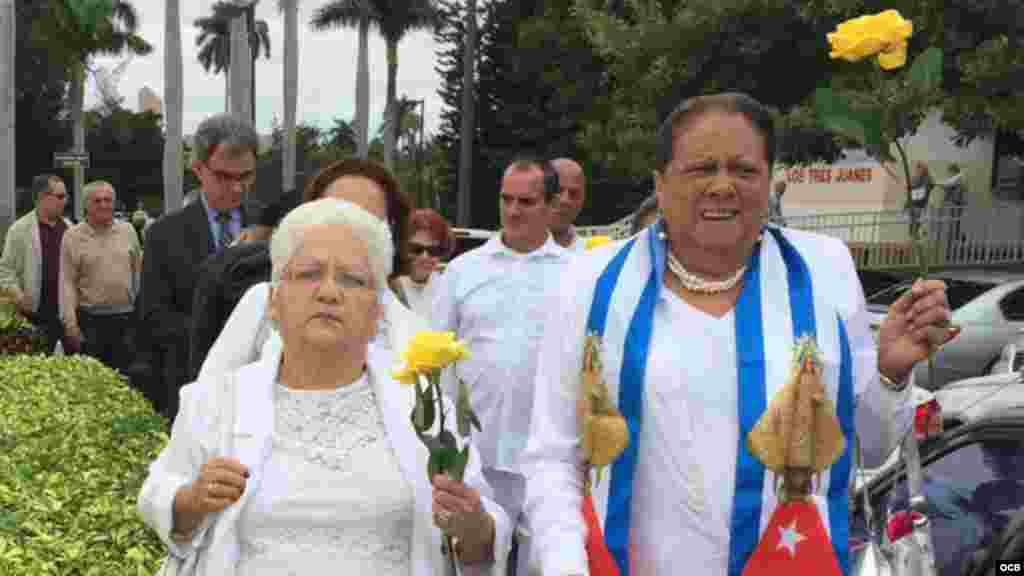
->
[[138, 344, 512, 575]]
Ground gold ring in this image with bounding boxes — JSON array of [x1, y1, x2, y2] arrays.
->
[[435, 510, 453, 528]]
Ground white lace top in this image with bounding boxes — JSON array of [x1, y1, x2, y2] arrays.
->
[[236, 374, 415, 575]]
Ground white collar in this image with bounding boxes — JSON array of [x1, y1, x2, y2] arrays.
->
[[480, 232, 567, 259]]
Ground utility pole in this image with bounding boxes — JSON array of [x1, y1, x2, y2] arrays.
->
[[0, 0, 14, 235], [456, 0, 477, 227]]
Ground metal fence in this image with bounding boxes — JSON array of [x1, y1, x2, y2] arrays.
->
[[459, 203, 1024, 271], [787, 204, 1024, 270]]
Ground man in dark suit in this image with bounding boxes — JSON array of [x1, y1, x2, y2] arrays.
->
[[139, 114, 259, 421]]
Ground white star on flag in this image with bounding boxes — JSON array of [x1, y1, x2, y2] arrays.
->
[[776, 520, 806, 557]]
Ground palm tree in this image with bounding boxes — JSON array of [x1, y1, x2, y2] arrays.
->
[[31, 0, 152, 220], [311, 0, 373, 159], [279, 0, 299, 192], [165, 0, 184, 212], [312, 0, 437, 167], [194, 1, 271, 120]]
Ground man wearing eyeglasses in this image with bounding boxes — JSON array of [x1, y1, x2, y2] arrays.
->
[[0, 174, 73, 353], [139, 113, 259, 422]]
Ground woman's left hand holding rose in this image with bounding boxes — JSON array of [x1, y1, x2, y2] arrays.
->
[[432, 474, 495, 564]]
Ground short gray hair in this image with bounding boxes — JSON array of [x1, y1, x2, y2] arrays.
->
[[192, 113, 260, 163], [269, 198, 395, 291], [83, 180, 115, 202]]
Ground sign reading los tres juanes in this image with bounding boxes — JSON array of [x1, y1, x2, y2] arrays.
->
[[785, 165, 873, 184]]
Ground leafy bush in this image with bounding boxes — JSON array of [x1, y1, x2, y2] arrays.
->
[[0, 355, 169, 574], [0, 299, 47, 356]]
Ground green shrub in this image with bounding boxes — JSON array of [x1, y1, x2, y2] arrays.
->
[[0, 301, 47, 356], [0, 355, 169, 575]]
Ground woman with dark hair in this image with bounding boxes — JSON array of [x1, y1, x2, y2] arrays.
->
[[392, 209, 453, 318], [198, 158, 426, 379]]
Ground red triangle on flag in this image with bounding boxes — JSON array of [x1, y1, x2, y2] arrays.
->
[[582, 492, 621, 576], [741, 499, 842, 576]]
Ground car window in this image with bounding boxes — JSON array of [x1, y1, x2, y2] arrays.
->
[[1001, 289, 1024, 322], [873, 439, 1024, 576], [867, 280, 995, 311]]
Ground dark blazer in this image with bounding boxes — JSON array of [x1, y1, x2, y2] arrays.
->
[[187, 240, 271, 382], [139, 199, 245, 420]]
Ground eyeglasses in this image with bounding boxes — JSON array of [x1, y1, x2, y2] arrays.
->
[[205, 163, 256, 186], [408, 242, 444, 258], [285, 265, 373, 292]]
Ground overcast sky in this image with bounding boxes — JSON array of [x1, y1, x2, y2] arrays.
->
[[85, 0, 446, 138]]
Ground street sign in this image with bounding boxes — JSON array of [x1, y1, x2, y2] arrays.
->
[[53, 152, 90, 169]]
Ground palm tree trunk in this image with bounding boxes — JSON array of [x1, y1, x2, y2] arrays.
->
[[383, 39, 398, 170], [282, 0, 298, 192], [0, 0, 15, 232], [355, 14, 370, 159], [457, 0, 477, 227], [70, 61, 86, 222], [225, 71, 230, 113], [163, 0, 184, 213]]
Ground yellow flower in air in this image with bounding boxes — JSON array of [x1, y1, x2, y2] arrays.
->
[[827, 10, 912, 70], [392, 364, 421, 385], [399, 330, 470, 374], [584, 235, 612, 250]]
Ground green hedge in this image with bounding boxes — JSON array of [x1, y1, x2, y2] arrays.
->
[[0, 355, 169, 575]]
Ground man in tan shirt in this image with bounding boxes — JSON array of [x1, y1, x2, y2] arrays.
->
[[60, 181, 142, 370]]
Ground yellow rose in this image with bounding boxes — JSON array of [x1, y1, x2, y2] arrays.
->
[[584, 235, 612, 250], [392, 364, 421, 385], [827, 10, 912, 70], [399, 330, 470, 373]]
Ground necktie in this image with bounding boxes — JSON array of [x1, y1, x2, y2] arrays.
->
[[215, 211, 234, 249]]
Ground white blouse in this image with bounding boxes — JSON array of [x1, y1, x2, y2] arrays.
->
[[236, 375, 415, 575]]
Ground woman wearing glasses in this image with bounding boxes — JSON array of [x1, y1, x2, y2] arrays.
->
[[392, 209, 454, 319]]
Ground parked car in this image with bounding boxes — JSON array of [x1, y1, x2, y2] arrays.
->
[[850, 407, 1024, 576], [866, 274, 1024, 390]]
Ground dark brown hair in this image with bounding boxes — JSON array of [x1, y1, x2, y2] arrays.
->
[[407, 209, 455, 265], [655, 92, 776, 173], [303, 158, 411, 278]]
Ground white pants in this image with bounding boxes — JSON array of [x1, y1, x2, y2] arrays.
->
[[483, 468, 532, 576]]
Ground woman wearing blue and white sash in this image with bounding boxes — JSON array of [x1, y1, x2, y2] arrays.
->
[[521, 93, 956, 576]]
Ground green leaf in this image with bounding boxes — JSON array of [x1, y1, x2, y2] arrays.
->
[[813, 87, 885, 157], [67, 0, 115, 36], [420, 381, 436, 431], [456, 379, 472, 436], [907, 47, 943, 95], [470, 410, 482, 433], [449, 446, 471, 482], [427, 446, 459, 479]]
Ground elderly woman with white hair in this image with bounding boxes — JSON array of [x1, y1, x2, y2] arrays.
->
[[138, 199, 512, 575]]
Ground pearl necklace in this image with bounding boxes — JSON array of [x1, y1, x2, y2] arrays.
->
[[665, 250, 747, 294]]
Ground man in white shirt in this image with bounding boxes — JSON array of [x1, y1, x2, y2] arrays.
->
[[430, 156, 570, 574], [550, 158, 587, 251]]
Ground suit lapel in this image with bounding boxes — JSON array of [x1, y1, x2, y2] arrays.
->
[[186, 199, 215, 257]]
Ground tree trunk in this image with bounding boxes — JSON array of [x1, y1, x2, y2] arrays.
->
[[355, 14, 370, 159], [457, 0, 477, 227], [247, 5, 256, 127], [225, 71, 230, 113], [229, 16, 251, 122], [163, 0, 184, 213], [383, 39, 398, 170], [283, 0, 298, 192], [71, 61, 86, 222], [0, 0, 15, 233]]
